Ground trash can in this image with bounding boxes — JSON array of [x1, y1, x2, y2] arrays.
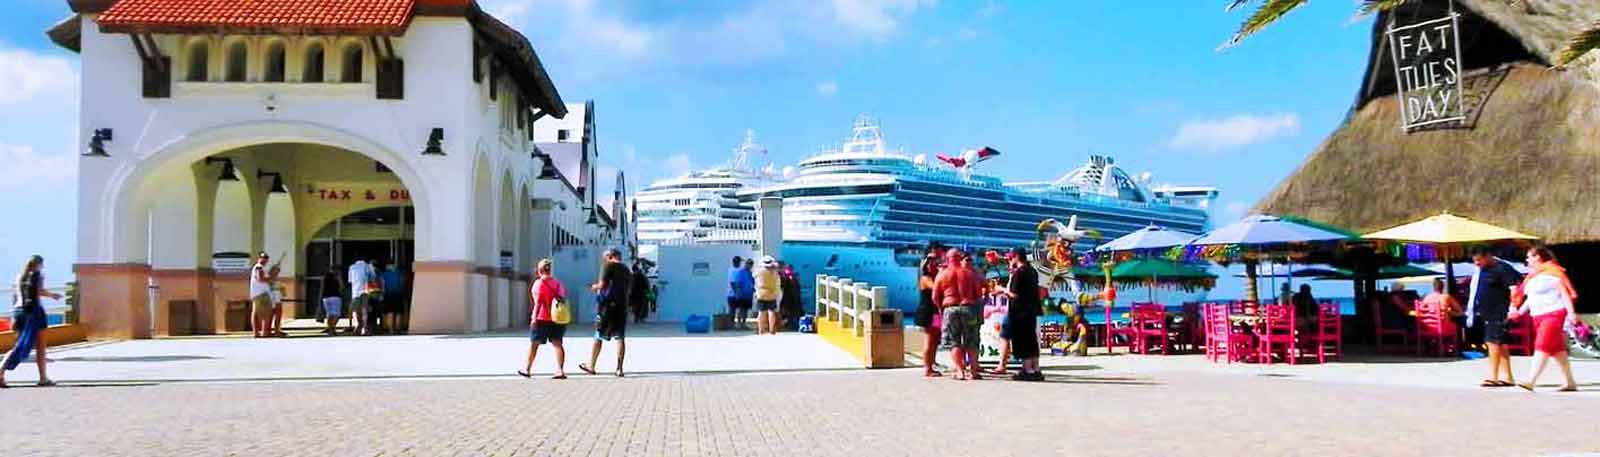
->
[[168, 300, 196, 336], [863, 309, 905, 368], [224, 300, 251, 332]]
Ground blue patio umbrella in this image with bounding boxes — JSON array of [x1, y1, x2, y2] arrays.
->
[[1093, 225, 1198, 253], [1190, 214, 1355, 303]]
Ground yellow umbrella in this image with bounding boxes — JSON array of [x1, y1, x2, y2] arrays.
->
[[1362, 212, 1536, 244], [1363, 212, 1538, 295]]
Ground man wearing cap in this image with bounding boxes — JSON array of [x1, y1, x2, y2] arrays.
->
[[993, 248, 1044, 381], [754, 255, 783, 335]]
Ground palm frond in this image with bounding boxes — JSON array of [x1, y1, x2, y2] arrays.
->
[[1218, 0, 1309, 51], [1223, 0, 1255, 13], [1554, 20, 1600, 68], [1355, 0, 1409, 18]]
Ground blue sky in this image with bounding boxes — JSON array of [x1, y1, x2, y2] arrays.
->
[[0, 0, 1374, 290]]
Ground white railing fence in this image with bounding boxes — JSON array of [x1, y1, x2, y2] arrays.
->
[[814, 274, 888, 337]]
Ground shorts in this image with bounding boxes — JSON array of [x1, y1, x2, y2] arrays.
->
[[595, 303, 627, 341], [1480, 318, 1507, 344], [531, 321, 567, 345], [321, 296, 343, 318], [1533, 311, 1569, 355], [351, 294, 372, 315], [251, 294, 275, 321], [728, 297, 752, 311], [941, 305, 981, 350], [756, 299, 779, 312]]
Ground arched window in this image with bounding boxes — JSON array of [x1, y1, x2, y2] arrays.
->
[[340, 43, 364, 83], [303, 42, 325, 82], [184, 42, 209, 81], [224, 41, 248, 82], [263, 40, 286, 82]]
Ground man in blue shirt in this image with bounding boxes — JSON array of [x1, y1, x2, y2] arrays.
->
[[727, 256, 755, 330], [1466, 247, 1522, 388]]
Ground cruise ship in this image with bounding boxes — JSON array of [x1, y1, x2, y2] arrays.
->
[[633, 130, 784, 252], [739, 115, 1219, 312]]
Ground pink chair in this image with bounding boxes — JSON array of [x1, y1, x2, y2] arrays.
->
[[1204, 303, 1253, 363], [1311, 302, 1342, 363], [1256, 304, 1297, 365], [1414, 300, 1459, 356], [1130, 303, 1168, 355]]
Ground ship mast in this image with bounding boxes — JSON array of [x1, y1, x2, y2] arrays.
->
[[729, 129, 767, 172], [844, 114, 886, 155]]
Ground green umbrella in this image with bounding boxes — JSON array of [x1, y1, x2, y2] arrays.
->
[[1107, 258, 1217, 301], [1312, 264, 1441, 281]]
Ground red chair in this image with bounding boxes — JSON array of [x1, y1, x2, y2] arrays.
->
[[1372, 299, 1412, 354], [1311, 302, 1343, 363], [1130, 303, 1169, 355], [1503, 316, 1536, 356], [1414, 300, 1460, 356], [1256, 304, 1298, 365]]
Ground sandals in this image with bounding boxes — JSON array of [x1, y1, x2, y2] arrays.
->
[[1517, 383, 1536, 392], [1558, 386, 1579, 392], [1480, 379, 1512, 388], [551, 374, 568, 380], [516, 370, 532, 379], [577, 364, 597, 375], [615, 370, 625, 378], [923, 371, 943, 378], [36, 379, 56, 387]]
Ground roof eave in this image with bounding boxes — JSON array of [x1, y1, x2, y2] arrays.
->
[[47, 14, 81, 53]]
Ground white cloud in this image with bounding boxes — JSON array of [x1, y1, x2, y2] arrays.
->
[[0, 47, 76, 104], [829, 0, 936, 41], [479, 0, 933, 81], [815, 81, 839, 97], [0, 46, 76, 105], [663, 153, 694, 177], [1167, 113, 1300, 152], [1220, 200, 1252, 224], [0, 143, 76, 199]]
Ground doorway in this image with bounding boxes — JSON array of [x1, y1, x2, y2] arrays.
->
[[301, 206, 416, 319]]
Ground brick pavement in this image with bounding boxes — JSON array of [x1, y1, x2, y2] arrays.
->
[[4, 368, 1598, 457]]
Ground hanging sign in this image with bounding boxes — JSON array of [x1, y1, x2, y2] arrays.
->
[[1386, 11, 1466, 131]]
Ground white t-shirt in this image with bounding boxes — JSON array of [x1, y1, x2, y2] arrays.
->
[[1521, 273, 1571, 317], [249, 264, 271, 299], [348, 261, 372, 296]]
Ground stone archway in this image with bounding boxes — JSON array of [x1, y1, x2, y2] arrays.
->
[[79, 121, 434, 339]]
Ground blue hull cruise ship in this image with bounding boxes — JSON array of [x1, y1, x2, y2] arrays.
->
[[739, 115, 1219, 312]]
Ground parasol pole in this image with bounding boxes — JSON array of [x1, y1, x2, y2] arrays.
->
[[1244, 258, 1260, 303]]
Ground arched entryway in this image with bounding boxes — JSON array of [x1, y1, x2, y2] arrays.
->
[[89, 122, 432, 337]]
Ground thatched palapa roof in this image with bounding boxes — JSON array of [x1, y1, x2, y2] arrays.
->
[[1256, 0, 1600, 243]]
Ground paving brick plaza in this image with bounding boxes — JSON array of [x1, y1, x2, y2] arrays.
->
[[2, 326, 1598, 457]]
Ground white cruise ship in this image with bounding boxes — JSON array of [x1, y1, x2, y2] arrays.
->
[[633, 130, 784, 252], [739, 115, 1219, 312]]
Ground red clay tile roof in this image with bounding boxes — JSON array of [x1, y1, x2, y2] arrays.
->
[[97, 0, 417, 35]]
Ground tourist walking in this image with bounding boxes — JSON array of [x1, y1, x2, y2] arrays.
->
[[581, 249, 631, 377], [993, 248, 1044, 381], [347, 258, 375, 336], [754, 256, 782, 335], [520, 259, 569, 380], [2, 255, 62, 388], [1509, 246, 1580, 392], [933, 248, 983, 381], [778, 262, 802, 331], [631, 262, 651, 324], [915, 249, 942, 377], [726, 256, 754, 330], [319, 269, 344, 336], [249, 253, 275, 338], [1466, 247, 1521, 388], [380, 263, 406, 334]]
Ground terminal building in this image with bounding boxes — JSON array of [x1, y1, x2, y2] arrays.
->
[[48, 0, 624, 338]]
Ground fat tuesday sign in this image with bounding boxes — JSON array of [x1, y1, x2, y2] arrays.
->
[[1386, 13, 1467, 131]]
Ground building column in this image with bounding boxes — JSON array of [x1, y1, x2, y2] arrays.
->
[[410, 261, 474, 333], [74, 263, 153, 340], [757, 196, 784, 259]]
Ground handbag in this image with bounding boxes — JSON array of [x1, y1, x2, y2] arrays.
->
[[551, 297, 573, 325]]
